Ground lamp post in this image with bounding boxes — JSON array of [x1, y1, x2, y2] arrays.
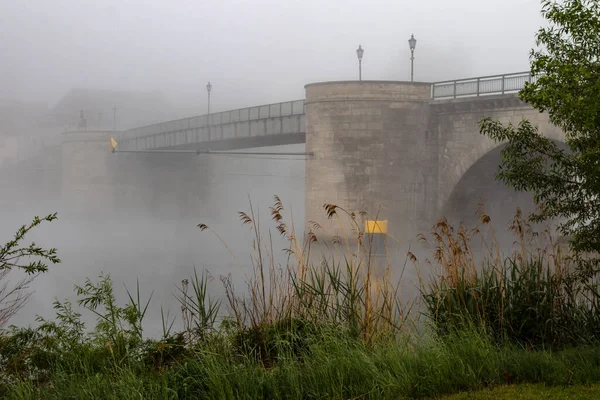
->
[[206, 81, 212, 136], [356, 45, 364, 81], [206, 81, 212, 116], [408, 34, 417, 82]]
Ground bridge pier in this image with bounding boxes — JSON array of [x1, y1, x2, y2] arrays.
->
[[60, 130, 213, 222], [304, 81, 438, 246], [60, 130, 116, 219]]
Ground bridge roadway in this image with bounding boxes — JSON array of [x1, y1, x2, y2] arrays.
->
[[116, 71, 535, 153]]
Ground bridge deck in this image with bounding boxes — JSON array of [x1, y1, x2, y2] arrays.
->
[[118, 99, 305, 152], [117, 71, 534, 152]]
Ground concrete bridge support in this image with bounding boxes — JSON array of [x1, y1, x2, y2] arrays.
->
[[304, 81, 438, 245], [60, 130, 213, 222], [60, 131, 116, 218]]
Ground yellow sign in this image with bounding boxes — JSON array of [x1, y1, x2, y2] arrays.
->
[[365, 220, 388, 234], [109, 137, 118, 150]]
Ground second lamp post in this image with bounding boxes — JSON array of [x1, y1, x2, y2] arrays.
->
[[356, 45, 364, 81], [206, 81, 212, 135], [206, 81, 212, 116], [408, 34, 417, 82]]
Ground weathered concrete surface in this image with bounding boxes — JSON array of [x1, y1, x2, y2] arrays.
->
[[304, 81, 435, 243]]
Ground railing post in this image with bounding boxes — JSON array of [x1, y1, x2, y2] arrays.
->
[[501, 75, 505, 94], [453, 81, 457, 99], [476, 78, 480, 97]]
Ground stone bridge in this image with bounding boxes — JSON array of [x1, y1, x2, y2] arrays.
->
[[9, 71, 565, 240], [305, 77, 564, 242]]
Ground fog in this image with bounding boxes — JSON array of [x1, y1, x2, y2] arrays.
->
[[0, 146, 307, 335], [3, 0, 545, 109], [1, 0, 550, 335]]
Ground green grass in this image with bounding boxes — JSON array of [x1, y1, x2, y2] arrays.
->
[[4, 328, 600, 399]]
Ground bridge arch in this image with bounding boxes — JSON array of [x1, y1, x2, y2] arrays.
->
[[434, 95, 567, 226], [439, 138, 569, 247]]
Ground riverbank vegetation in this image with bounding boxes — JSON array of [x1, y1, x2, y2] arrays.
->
[[1, 196, 600, 399]]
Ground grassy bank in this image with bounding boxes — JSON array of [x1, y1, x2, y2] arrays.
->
[[5, 329, 600, 399], [1, 198, 599, 399]]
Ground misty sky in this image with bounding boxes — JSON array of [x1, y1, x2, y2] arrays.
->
[[2, 0, 545, 113]]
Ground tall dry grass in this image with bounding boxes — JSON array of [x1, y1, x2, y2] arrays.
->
[[195, 195, 600, 351], [197, 196, 410, 345], [419, 202, 600, 349]]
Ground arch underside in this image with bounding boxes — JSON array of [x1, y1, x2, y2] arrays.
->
[[439, 141, 567, 250]]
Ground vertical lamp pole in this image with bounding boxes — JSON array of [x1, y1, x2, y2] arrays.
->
[[206, 81, 212, 137], [408, 34, 417, 82], [356, 45, 364, 81]]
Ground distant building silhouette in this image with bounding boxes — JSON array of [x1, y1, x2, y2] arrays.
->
[[49, 88, 175, 131]]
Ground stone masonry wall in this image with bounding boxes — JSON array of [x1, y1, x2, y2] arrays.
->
[[304, 81, 435, 243], [304, 86, 567, 244], [433, 95, 565, 218]]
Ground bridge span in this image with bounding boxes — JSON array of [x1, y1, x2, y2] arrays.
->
[[117, 99, 306, 152], [14, 70, 561, 243], [115, 71, 535, 154]]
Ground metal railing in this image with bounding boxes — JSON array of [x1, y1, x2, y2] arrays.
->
[[121, 99, 306, 140], [117, 71, 542, 150], [431, 71, 538, 99]]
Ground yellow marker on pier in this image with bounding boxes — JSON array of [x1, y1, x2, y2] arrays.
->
[[365, 220, 388, 234]]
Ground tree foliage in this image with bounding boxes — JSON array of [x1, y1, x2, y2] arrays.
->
[[479, 0, 600, 255]]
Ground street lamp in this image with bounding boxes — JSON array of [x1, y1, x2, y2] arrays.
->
[[408, 34, 417, 82], [206, 81, 212, 136], [356, 45, 364, 81], [206, 81, 212, 115]]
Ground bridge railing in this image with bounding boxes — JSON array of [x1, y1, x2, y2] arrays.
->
[[431, 71, 538, 100], [121, 99, 306, 140]]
